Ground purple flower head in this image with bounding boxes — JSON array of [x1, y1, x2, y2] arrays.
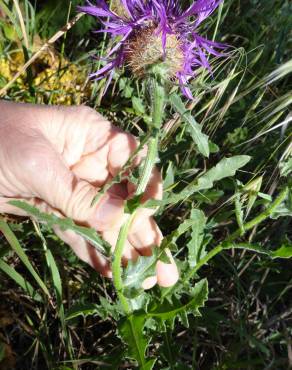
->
[[79, 0, 226, 99]]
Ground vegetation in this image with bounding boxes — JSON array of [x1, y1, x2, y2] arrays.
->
[[0, 0, 291, 369]]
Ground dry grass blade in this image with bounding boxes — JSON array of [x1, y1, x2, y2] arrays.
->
[[0, 12, 84, 97]]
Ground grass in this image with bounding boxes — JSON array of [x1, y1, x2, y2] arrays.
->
[[0, 0, 291, 369]]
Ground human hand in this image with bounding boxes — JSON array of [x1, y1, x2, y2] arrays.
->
[[0, 101, 178, 288]]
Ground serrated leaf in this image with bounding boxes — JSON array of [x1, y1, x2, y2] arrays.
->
[[170, 94, 209, 157], [147, 155, 251, 208], [118, 313, 154, 368], [66, 298, 122, 321], [187, 210, 207, 267], [10, 200, 111, 256], [149, 279, 208, 323], [122, 249, 167, 298]]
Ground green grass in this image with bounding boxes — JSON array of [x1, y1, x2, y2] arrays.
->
[[0, 0, 291, 369]]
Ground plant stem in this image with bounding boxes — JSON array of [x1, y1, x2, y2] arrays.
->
[[162, 187, 289, 299], [112, 213, 135, 315], [227, 187, 288, 241], [112, 80, 165, 314]]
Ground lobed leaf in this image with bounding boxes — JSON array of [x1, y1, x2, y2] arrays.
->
[[148, 279, 208, 325], [122, 249, 169, 298]]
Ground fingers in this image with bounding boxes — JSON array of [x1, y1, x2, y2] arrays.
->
[[0, 194, 112, 277], [0, 196, 38, 216], [71, 145, 110, 187], [107, 131, 139, 177], [4, 128, 125, 232], [102, 227, 140, 264], [128, 215, 179, 288], [129, 216, 163, 256], [54, 227, 112, 277]]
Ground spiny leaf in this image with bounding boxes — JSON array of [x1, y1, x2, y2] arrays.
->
[[118, 313, 155, 368], [149, 279, 208, 326], [122, 249, 169, 298], [10, 200, 111, 256], [187, 210, 207, 268], [66, 298, 121, 321], [148, 155, 251, 208], [170, 93, 210, 157]]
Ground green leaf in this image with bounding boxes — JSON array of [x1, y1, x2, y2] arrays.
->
[[170, 94, 210, 157], [132, 96, 145, 115], [270, 190, 292, 219], [118, 313, 154, 367], [163, 162, 175, 190], [0, 259, 42, 302], [122, 249, 168, 298], [187, 210, 207, 267], [66, 299, 122, 321], [65, 303, 101, 321], [148, 155, 251, 208], [149, 279, 208, 324], [10, 200, 111, 256], [0, 220, 50, 298], [271, 245, 292, 259], [280, 157, 292, 177], [46, 249, 62, 305]]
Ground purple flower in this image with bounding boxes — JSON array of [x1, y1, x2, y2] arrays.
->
[[79, 0, 226, 99]]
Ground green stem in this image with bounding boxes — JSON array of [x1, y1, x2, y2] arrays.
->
[[162, 187, 289, 299], [112, 80, 166, 314], [112, 213, 136, 315]]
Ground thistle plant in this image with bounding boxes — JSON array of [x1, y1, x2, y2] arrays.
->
[[74, 2, 292, 367], [0, 1, 291, 368], [79, 0, 226, 307]]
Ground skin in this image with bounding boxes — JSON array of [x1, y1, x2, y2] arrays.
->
[[0, 100, 179, 289]]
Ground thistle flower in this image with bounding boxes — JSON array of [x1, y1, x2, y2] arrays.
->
[[79, 0, 226, 99]]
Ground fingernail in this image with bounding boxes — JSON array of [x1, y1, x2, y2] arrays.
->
[[93, 193, 124, 231]]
